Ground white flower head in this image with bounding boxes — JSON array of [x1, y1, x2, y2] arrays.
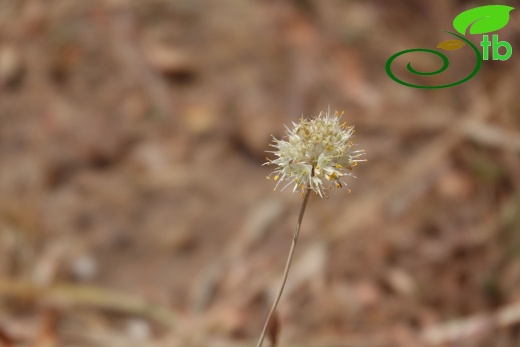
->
[[264, 109, 365, 198]]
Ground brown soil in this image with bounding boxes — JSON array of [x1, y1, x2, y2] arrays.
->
[[1, 1, 520, 346]]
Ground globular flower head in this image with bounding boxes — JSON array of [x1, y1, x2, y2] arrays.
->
[[264, 109, 365, 198]]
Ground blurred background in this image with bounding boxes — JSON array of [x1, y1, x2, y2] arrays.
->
[[1, 0, 520, 346]]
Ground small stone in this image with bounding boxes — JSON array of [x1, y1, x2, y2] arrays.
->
[[385, 268, 416, 296], [125, 318, 151, 341], [70, 255, 98, 281]]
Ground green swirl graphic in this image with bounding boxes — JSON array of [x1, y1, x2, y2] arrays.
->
[[385, 31, 482, 89]]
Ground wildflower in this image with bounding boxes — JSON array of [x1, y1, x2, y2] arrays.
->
[[257, 109, 366, 347], [264, 109, 365, 198]]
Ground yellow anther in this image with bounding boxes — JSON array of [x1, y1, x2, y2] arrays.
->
[[274, 175, 279, 181], [328, 172, 338, 180], [336, 163, 342, 169]]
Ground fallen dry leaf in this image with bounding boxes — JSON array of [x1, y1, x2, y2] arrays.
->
[[267, 311, 280, 347]]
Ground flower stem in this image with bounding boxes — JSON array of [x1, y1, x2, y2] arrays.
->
[[256, 188, 311, 347]]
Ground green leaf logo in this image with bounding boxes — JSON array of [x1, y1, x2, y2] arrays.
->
[[453, 5, 514, 35]]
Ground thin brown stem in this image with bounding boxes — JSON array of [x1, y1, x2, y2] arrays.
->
[[256, 189, 311, 347]]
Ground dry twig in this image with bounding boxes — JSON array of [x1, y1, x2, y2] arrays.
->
[[0, 280, 177, 329]]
